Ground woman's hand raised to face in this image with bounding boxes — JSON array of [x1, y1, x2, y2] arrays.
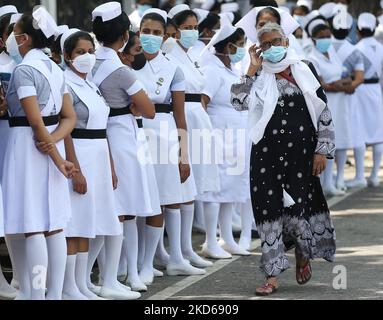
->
[[247, 45, 263, 77]]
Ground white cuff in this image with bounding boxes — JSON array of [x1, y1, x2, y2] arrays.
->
[[17, 86, 37, 100]]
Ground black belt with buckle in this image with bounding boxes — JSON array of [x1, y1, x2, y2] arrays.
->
[[364, 78, 379, 84], [185, 94, 201, 103], [71, 129, 107, 139], [155, 104, 173, 113], [9, 115, 59, 127], [109, 106, 132, 117]]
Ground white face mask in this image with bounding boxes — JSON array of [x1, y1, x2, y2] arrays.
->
[[118, 35, 128, 53], [161, 37, 177, 54], [71, 53, 96, 74], [6, 32, 27, 64]]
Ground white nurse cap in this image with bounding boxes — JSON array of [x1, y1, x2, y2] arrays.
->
[[318, 2, 336, 19], [56, 25, 70, 37], [168, 4, 190, 19], [300, 10, 320, 29], [332, 11, 353, 30], [143, 8, 167, 23], [202, 24, 238, 56], [61, 28, 81, 53], [0, 5, 18, 19], [32, 6, 59, 39], [236, 6, 299, 44], [296, 0, 312, 11], [10, 13, 22, 25], [201, 0, 215, 11], [307, 19, 327, 37], [358, 12, 377, 31], [92, 1, 122, 22], [193, 8, 209, 24], [221, 3, 239, 13], [219, 12, 235, 27]]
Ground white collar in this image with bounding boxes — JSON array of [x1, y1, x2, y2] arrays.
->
[[65, 68, 87, 86], [146, 52, 166, 74], [23, 49, 50, 62], [96, 46, 119, 60]]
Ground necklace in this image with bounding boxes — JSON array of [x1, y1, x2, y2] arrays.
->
[[186, 53, 203, 76]]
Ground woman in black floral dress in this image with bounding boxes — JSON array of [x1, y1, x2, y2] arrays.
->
[[231, 22, 336, 296]]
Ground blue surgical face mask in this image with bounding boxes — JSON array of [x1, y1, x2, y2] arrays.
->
[[140, 34, 163, 54], [229, 45, 246, 64], [137, 4, 152, 17], [315, 38, 332, 53], [293, 15, 304, 26], [263, 46, 287, 63], [179, 30, 199, 49]]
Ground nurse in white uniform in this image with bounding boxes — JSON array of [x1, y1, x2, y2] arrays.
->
[[62, 30, 137, 300], [354, 13, 383, 187], [200, 25, 251, 258], [309, 22, 351, 196], [3, 8, 77, 300], [90, 2, 158, 294], [166, 3, 220, 247], [0, 6, 20, 300], [189, 9, 220, 67], [330, 13, 365, 190], [132, 9, 209, 277]]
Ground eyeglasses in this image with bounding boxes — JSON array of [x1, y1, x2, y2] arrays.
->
[[260, 37, 283, 51]]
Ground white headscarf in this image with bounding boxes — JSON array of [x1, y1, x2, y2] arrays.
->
[[248, 48, 326, 146]]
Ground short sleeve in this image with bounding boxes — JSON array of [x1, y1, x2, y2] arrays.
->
[[170, 66, 185, 92], [117, 67, 143, 96], [202, 66, 221, 99], [13, 66, 37, 99], [352, 49, 364, 71]]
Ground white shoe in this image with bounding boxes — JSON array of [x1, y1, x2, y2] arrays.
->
[[0, 280, 19, 300], [368, 177, 380, 188], [99, 286, 141, 300], [153, 268, 163, 277], [219, 240, 251, 256], [166, 261, 206, 276], [62, 289, 89, 300], [238, 236, 252, 251], [324, 186, 346, 197], [346, 178, 367, 189], [78, 285, 106, 300], [10, 279, 19, 290], [183, 252, 213, 268], [117, 282, 131, 292], [127, 277, 147, 292], [200, 244, 232, 260], [139, 268, 154, 286], [336, 181, 347, 192], [88, 284, 102, 296]]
